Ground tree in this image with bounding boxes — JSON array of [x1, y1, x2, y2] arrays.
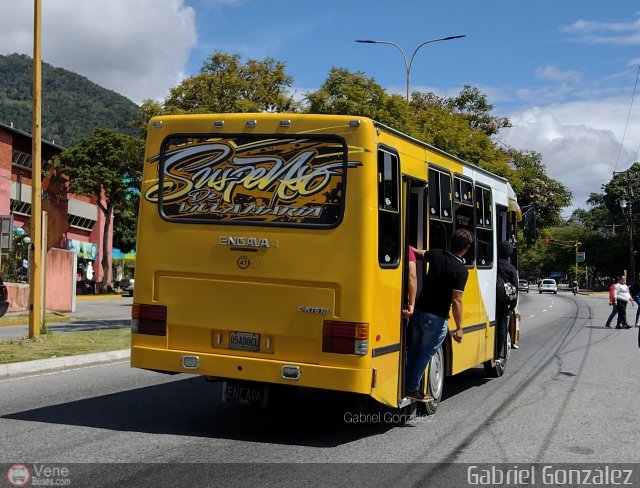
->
[[305, 67, 416, 134], [133, 52, 298, 133], [506, 149, 572, 228], [410, 91, 516, 180], [113, 192, 139, 253], [55, 128, 144, 291], [164, 52, 296, 114], [579, 164, 640, 278], [444, 84, 511, 136], [131, 99, 163, 139]]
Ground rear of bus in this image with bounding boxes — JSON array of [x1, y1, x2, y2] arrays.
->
[[131, 114, 401, 407]]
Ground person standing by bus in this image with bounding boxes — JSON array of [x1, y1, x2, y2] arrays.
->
[[496, 241, 518, 360], [605, 277, 618, 328], [405, 228, 473, 402], [402, 246, 417, 319]]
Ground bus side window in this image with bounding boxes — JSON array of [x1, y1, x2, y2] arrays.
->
[[428, 168, 453, 251], [475, 185, 493, 267], [378, 149, 400, 267], [454, 175, 475, 265]]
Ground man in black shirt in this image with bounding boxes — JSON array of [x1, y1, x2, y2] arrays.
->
[[405, 228, 473, 402]]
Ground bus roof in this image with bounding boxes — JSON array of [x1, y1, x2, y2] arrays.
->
[[148, 112, 517, 207], [372, 120, 509, 185]]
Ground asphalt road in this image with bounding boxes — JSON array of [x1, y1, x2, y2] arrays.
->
[[1, 292, 639, 485], [0, 297, 133, 340]]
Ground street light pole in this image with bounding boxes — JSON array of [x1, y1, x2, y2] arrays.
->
[[614, 170, 636, 283], [625, 200, 635, 283], [356, 35, 466, 101], [575, 241, 582, 281]]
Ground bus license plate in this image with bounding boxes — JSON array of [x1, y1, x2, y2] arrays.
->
[[229, 331, 260, 351]]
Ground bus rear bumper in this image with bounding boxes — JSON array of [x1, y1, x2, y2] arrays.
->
[[131, 346, 373, 394]]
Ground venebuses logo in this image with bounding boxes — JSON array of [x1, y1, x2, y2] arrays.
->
[[6, 464, 31, 487]]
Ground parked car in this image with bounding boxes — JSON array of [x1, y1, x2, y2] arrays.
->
[[0, 277, 9, 317], [518, 279, 529, 293], [119, 278, 134, 297], [538, 278, 558, 294]]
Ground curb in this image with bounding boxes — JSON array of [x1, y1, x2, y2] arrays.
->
[[0, 349, 130, 379], [76, 294, 127, 300]]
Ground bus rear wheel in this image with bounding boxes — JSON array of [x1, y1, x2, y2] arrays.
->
[[417, 345, 444, 416]]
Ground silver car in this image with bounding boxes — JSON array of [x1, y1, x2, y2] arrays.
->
[[538, 278, 558, 294]]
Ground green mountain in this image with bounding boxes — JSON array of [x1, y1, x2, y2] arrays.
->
[[0, 53, 139, 147]]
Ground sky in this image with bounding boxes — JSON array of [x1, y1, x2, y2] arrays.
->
[[2, 0, 640, 217]]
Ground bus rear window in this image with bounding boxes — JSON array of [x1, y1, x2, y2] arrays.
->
[[146, 135, 349, 228]]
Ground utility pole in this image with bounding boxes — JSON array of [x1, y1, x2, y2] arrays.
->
[[29, 0, 43, 338], [614, 170, 636, 285], [623, 175, 635, 284], [604, 223, 623, 236], [574, 241, 582, 281]]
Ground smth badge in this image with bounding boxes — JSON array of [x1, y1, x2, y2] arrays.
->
[[236, 256, 251, 269], [6, 464, 31, 487]]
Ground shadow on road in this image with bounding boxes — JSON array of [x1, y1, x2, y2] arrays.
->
[[49, 319, 130, 332], [442, 367, 491, 401], [2, 377, 407, 447], [3, 363, 496, 447]]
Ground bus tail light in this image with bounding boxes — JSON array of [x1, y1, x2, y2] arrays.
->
[[322, 321, 369, 355], [131, 303, 167, 336]]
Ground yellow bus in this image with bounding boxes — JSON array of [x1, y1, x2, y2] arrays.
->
[[131, 113, 523, 414]]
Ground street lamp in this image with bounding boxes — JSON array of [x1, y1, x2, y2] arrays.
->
[[355, 35, 466, 101], [574, 241, 582, 282]]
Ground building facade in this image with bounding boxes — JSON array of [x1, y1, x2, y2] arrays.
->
[[0, 122, 112, 300]]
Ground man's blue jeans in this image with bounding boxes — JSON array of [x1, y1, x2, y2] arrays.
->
[[405, 308, 448, 393], [605, 304, 618, 327]]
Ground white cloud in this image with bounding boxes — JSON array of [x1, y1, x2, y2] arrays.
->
[[501, 98, 640, 216], [535, 65, 582, 83], [561, 16, 640, 45], [0, 0, 197, 104], [562, 18, 640, 34]]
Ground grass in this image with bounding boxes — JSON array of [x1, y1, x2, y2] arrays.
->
[[0, 312, 70, 327], [0, 328, 130, 364]]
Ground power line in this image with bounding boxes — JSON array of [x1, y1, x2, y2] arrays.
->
[[614, 65, 640, 173]]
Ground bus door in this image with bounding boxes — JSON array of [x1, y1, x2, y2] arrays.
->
[[399, 176, 427, 402], [496, 204, 519, 347]]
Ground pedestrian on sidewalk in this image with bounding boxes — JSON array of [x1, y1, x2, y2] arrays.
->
[[631, 275, 640, 327], [614, 275, 634, 329], [605, 277, 618, 328]]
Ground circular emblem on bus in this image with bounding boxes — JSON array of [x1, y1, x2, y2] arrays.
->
[[237, 256, 251, 269]]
